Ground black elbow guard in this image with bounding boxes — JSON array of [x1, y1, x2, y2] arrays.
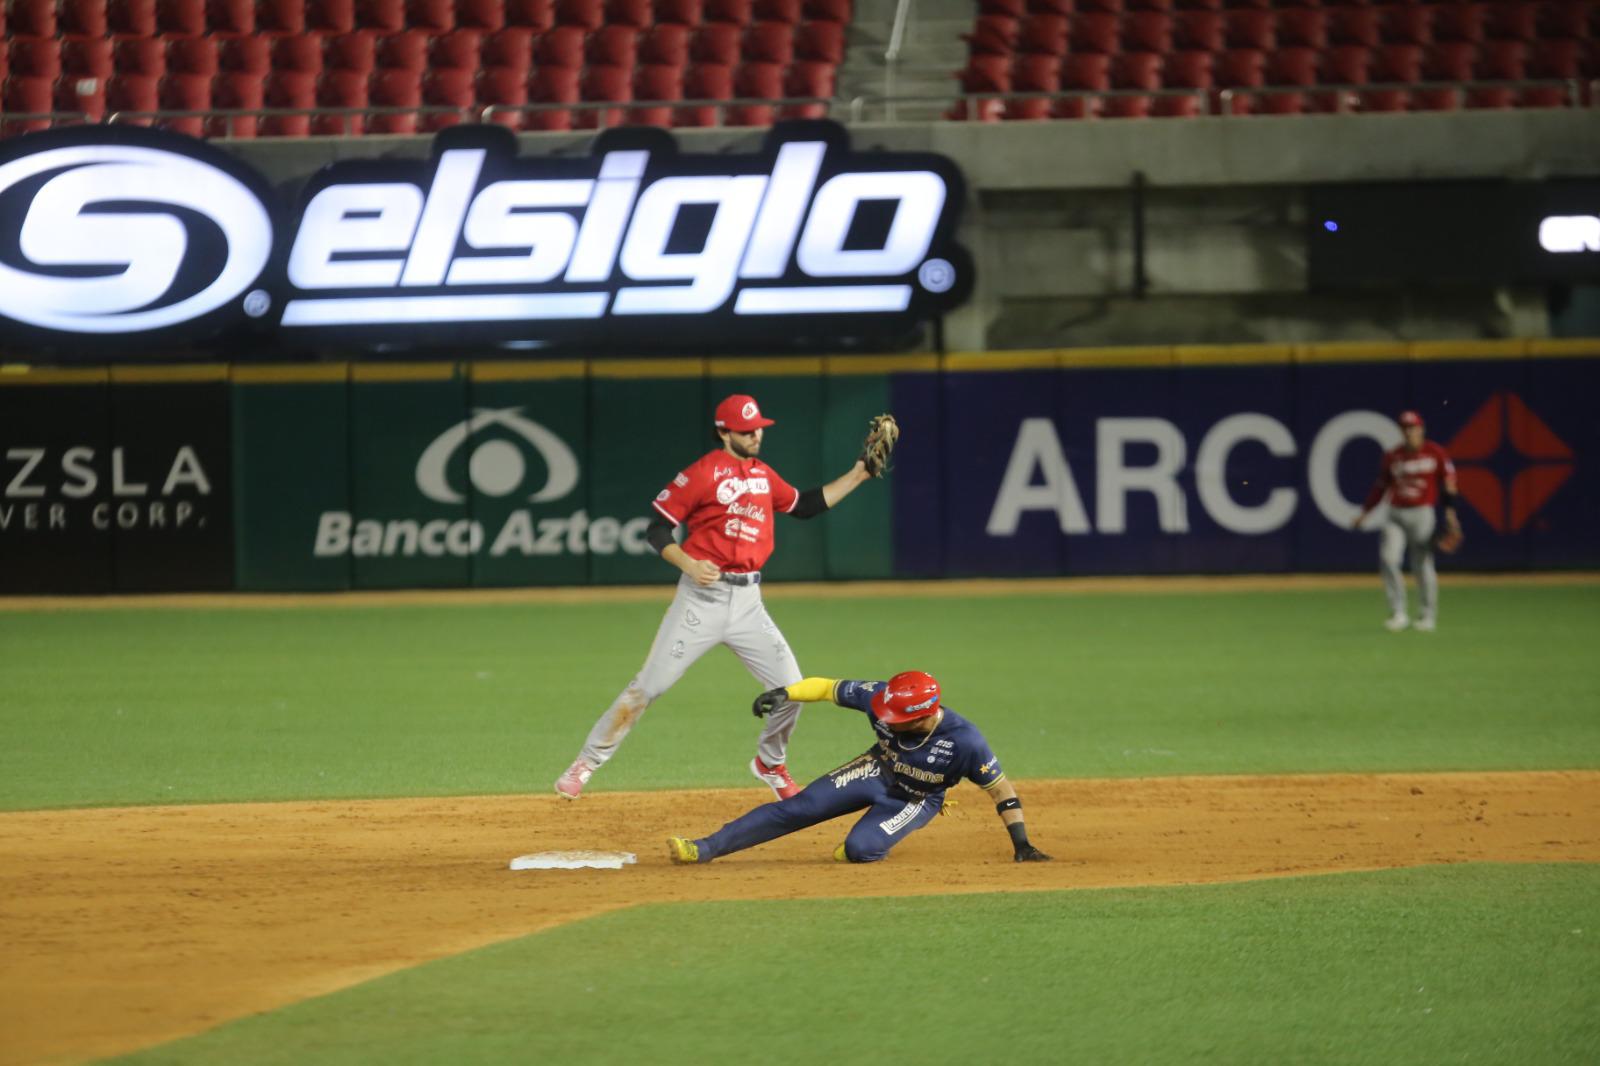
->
[[644, 516, 676, 554]]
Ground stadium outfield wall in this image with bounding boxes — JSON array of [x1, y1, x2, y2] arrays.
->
[[2, 340, 1596, 593]]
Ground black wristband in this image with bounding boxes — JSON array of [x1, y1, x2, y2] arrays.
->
[[1005, 821, 1031, 850]]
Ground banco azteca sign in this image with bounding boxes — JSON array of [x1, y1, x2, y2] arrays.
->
[[0, 122, 972, 349]]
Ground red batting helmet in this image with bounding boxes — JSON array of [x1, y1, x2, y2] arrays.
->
[[1398, 410, 1424, 428], [871, 671, 942, 724]]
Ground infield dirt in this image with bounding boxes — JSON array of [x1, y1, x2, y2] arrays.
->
[[3, 771, 1598, 1065]]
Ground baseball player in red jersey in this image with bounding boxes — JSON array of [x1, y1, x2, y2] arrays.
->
[[555, 393, 877, 801], [1350, 410, 1460, 632]]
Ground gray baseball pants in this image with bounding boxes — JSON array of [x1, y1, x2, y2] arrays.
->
[[578, 574, 804, 770], [1380, 505, 1438, 619]]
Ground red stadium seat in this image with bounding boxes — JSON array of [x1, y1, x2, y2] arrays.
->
[[1327, 7, 1378, 48], [654, 0, 703, 25], [1156, 49, 1210, 115], [207, 0, 255, 34], [1070, 13, 1121, 54], [1123, 11, 1173, 52], [1105, 51, 1160, 117], [1378, 4, 1430, 47], [965, 15, 1021, 56], [408, 0, 456, 33], [588, 26, 641, 68], [315, 68, 370, 134], [325, 32, 377, 73], [309, 0, 357, 33], [1259, 46, 1316, 114], [554, 0, 606, 30], [210, 70, 264, 137], [219, 36, 271, 75], [1215, 47, 1265, 113], [115, 38, 167, 78], [63, 38, 116, 82], [795, 20, 845, 64], [753, 0, 801, 22], [1274, 8, 1326, 50], [631, 62, 681, 125], [1363, 43, 1421, 112], [1025, 0, 1072, 13], [484, 28, 536, 71], [1055, 53, 1110, 118], [12, 0, 58, 37], [1174, 11, 1223, 52], [11, 39, 63, 81], [703, 0, 752, 24], [640, 24, 692, 65], [109, 0, 157, 36], [780, 58, 832, 116], [158, 0, 207, 36], [355, 0, 404, 33], [167, 37, 220, 77], [274, 35, 327, 74], [465, 0, 514, 31], [1534, 2, 1590, 41], [159, 73, 212, 136], [1521, 38, 1578, 106], [678, 61, 732, 125], [577, 63, 633, 127], [1217, 0, 1266, 9], [536, 27, 588, 66], [257, 0, 307, 34], [1315, 45, 1369, 113], [528, 64, 580, 130], [1077, 0, 1122, 11], [477, 65, 529, 126], [1432, 4, 1485, 44], [801, 0, 849, 21], [959, 53, 1013, 91], [4, 76, 57, 135], [1485, 2, 1538, 42], [1223, 10, 1271, 50], [61, 0, 109, 36], [261, 70, 317, 135], [692, 23, 745, 64], [1470, 38, 1526, 108], [377, 31, 431, 71], [57, 71, 108, 123], [606, 0, 654, 26], [106, 74, 160, 125], [727, 60, 781, 125], [1007, 52, 1059, 119], [745, 22, 796, 64], [431, 30, 483, 71], [1128, 0, 1173, 11], [421, 67, 473, 128], [980, 0, 1026, 16], [369, 67, 425, 132]]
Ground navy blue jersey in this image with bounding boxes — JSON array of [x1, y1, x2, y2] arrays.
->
[[833, 679, 1005, 797]]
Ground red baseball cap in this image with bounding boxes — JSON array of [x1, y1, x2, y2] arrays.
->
[[714, 394, 775, 432], [1398, 410, 1424, 428]]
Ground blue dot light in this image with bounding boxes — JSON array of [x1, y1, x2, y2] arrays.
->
[[1323, 220, 1340, 233]]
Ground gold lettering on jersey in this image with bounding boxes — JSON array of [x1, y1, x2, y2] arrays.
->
[[891, 760, 946, 785]]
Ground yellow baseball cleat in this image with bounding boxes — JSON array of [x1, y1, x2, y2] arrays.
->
[[667, 836, 700, 864], [833, 843, 848, 863]]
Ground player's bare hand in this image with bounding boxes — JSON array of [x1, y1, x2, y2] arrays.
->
[[1014, 845, 1052, 863], [685, 558, 721, 586], [751, 687, 789, 718]]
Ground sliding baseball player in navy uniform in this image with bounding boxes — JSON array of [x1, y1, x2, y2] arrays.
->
[[668, 671, 1051, 864]]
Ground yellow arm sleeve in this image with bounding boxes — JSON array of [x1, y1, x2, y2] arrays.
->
[[785, 677, 841, 703]]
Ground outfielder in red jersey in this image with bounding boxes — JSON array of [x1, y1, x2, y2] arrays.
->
[[555, 393, 877, 801], [1350, 410, 1461, 632]]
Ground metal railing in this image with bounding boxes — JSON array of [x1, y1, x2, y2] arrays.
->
[[883, 0, 916, 123], [2, 81, 1592, 138]]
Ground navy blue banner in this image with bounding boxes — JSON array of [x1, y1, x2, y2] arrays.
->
[[891, 358, 1599, 575]]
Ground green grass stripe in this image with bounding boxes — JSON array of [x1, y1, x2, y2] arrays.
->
[[112, 864, 1600, 1066], [2, 585, 1597, 811]]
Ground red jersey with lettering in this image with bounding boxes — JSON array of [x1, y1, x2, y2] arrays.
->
[[1364, 441, 1456, 510], [651, 451, 799, 573]]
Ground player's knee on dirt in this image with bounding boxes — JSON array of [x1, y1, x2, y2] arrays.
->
[[842, 837, 888, 864]]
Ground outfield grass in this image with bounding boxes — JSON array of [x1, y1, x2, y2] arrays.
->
[[3, 584, 1599, 810], [111, 864, 1600, 1066]]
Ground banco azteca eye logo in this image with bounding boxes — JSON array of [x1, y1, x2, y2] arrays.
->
[[415, 408, 580, 504], [1445, 392, 1575, 533]]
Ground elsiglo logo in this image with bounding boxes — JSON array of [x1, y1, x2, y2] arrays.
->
[[415, 407, 579, 504], [0, 142, 271, 333]]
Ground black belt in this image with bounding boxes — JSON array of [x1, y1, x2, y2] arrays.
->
[[719, 571, 761, 586]]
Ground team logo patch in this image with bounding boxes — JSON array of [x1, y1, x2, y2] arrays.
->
[[655, 489, 670, 501], [673, 473, 689, 487], [741, 401, 759, 420], [878, 801, 925, 836]]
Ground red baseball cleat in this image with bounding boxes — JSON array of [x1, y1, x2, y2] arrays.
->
[[554, 758, 594, 800], [750, 757, 800, 800]]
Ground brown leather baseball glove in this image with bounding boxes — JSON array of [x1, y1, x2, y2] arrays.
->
[[1435, 511, 1464, 554], [860, 413, 899, 477]]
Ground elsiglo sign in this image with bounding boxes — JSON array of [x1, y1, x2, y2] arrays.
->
[[0, 122, 973, 349]]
